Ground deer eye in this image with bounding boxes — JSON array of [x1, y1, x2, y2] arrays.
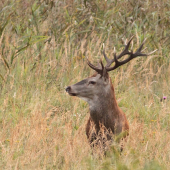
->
[[89, 81, 96, 85]]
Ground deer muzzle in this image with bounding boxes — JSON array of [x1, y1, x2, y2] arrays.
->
[[65, 86, 77, 96]]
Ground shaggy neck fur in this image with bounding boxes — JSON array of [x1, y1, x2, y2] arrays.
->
[[88, 79, 120, 133]]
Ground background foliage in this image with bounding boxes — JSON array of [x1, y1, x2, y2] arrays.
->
[[0, 0, 170, 169]]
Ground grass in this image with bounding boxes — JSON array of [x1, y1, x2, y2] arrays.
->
[[0, 0, 170, 169]]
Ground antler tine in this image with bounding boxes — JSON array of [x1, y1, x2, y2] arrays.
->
[[116, 36, 134, 60], [147, 49, 157, 55], [87, 58, 102, 73], [103, 49, 115, 67], [132, 40, 148, 57], [106, 38, 149, 72]]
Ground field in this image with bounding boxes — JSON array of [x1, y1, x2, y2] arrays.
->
[[0, 0, 170, 169]]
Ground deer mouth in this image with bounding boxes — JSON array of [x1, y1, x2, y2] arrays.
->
[[68, 93, 77, 96]]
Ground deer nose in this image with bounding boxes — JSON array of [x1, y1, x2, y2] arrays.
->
[[65, 86, 71, 92]]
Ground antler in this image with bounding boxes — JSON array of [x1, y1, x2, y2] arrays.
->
[[103, 36, 134, 67], [105, 37, 148, 72], [87, 37, 152, 74]]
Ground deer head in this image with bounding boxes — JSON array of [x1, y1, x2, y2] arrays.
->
[[65, 37, 148, 106]]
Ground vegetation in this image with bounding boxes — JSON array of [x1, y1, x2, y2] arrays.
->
[[0, 0, 170, 169]]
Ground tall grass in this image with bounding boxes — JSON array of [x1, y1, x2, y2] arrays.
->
[[0, 0, 170, 169]]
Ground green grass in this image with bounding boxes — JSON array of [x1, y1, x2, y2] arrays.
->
[[0, 0, 170, 169]]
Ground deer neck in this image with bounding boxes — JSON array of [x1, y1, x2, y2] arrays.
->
[[88, 83, 119, 128]]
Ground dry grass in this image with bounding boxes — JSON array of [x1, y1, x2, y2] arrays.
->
[[0, 0, 170, 169]]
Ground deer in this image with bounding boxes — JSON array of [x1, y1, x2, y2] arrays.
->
[[65, 37, 150, 151]]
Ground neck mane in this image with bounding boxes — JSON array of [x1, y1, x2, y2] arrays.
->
[[88, 79, 120, 132]]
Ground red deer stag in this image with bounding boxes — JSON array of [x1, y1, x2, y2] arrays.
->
[[66, 37, 149, 150]]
